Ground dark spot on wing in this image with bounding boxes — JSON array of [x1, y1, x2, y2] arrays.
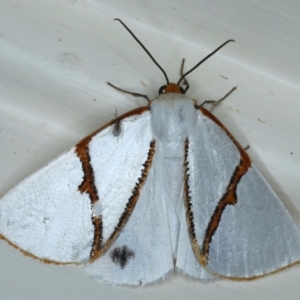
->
[[110, 245, 135, 269]]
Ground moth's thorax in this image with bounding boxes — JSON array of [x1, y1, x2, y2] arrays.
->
[[150, 93, 197, 157]]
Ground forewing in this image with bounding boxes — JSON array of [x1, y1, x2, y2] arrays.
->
[[184, 107, 300, 278], [85, 108, 153, 258], [0, 107, 153, 265]]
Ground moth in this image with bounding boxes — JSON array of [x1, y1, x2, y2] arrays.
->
[[1, 19, 300, 286]]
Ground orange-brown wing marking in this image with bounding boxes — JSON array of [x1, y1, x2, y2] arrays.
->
[[75, 106, 149, 261], [184, 107, 251, 266], [76, 138, 99, 204], [90, 216, 103, 261], [183, 139, 196, 242]]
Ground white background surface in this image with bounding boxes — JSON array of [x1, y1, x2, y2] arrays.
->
[[1, 0, 300, 299]]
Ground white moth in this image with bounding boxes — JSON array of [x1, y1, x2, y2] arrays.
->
[[1, 19, 300, 286]]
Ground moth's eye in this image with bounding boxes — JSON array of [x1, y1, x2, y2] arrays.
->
[[179, 86, 185, 94], [158, 85, 166, 95]]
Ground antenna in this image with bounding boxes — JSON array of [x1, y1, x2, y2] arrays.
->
[[115, 19, 170, 84], [177, 39, 235, 85]]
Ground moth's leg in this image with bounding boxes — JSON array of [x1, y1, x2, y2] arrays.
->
[[200, 86, 237, 112]]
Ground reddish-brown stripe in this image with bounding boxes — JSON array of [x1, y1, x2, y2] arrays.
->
[[89, 140, 156, 262], [183, 139, 200, 255], [183, 139, 195, 240], [89, 216, 103, 261], [200, 154, 251, 265], [75, 106, 149, 261], [75, 140, 98, 204], [185, 106, 251, 266]]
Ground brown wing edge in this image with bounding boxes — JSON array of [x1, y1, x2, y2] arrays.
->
[[183, 106, 251, 268], [215, 261, 300, 281], [0, 234, 76, 265]]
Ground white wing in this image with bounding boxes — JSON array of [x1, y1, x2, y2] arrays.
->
[[2, 93, 299, 284], [0, 149, 93, 263], [0, 107, 154, 265], [185, 107, 300, 279]]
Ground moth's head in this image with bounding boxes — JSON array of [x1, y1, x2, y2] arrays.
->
[[158, 83, 184, 95]]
